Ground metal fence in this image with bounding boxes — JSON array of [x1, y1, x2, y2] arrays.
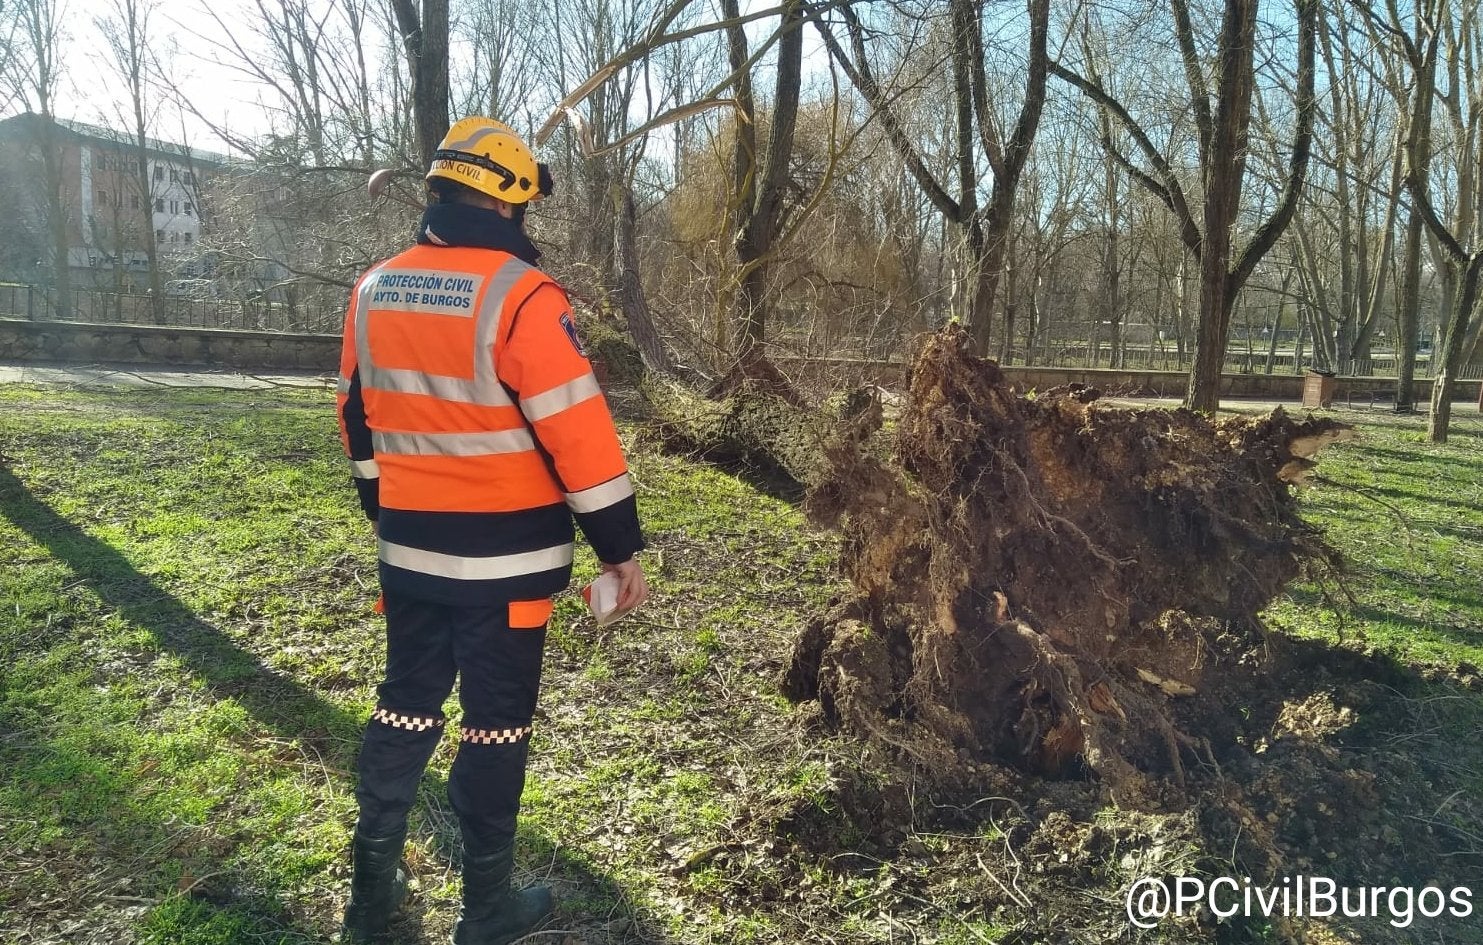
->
[[4, 279, 1480, 380], [1026, 343, 1480, 379], [0, 281, 344, 334]]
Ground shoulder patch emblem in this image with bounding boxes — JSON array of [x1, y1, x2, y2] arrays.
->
[[559, 312, 587, 356]]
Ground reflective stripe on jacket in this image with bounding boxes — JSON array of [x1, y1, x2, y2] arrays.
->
[[337, 245, 644, 605]]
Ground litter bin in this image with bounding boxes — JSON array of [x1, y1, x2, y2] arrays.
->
[[1302, 370, 1337, 409]]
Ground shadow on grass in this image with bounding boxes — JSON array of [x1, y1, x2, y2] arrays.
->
[[1360, 443, 1483, 476], [1326, 408, 1483, 434], [1285, 585, 1458, 632], [1396, 521, 1483, 546], [1363, 483, 1483, 516], [0, 464, 361, 746], [1239, 634, 1483, 874], [383, 824, 672, 945], [0, 464, 666, 944]]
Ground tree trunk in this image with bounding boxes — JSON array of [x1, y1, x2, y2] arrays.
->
[[584, 156, 617, 288], [1318, 2, 1355, 373], [1000, 231, 1020, 364], [1266, 301, 1283, 374], [128, 126, 163, 321], [1427, 255, 1483, 443], [963, 219, 992, 356], [391, 0, 449, 169], [1395, 21, 1437, 410], [965, 0, 1050, 357], [1100, 138, 1122, 370], [581, 82, 617, 287], [615, 187, 677, 377], [1186, 0, 1314, 410], [111, 0, 164, 321], [1187, 268, 1238, 412], [1175, 251, 1193, 363], [726, 0, 803, 371], [1352, 141, 1404, 369], [37, 118, 71, 319], [1186, 0, 1257, 413]]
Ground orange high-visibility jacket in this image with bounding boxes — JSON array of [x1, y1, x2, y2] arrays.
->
[[337, 244, 643, 605]]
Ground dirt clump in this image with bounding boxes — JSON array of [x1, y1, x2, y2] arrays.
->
[[769, 328, 1483, 941], [787, 325, 1354, 800]]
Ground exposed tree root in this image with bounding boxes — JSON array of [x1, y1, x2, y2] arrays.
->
[[784, 326, 1356, 805]]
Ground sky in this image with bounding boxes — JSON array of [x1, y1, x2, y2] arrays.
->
[[6, 0, 846, 160], [3, 0, 276, 155]]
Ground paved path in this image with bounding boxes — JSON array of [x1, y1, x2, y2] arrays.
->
[[0, 361, 332, 390]]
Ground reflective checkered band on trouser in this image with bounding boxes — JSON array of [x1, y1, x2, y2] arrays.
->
[[460, 725, 532, 745], [371, 707, 446, 732]]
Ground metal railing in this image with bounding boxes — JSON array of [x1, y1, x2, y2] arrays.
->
[[0, 281, 343, 334]]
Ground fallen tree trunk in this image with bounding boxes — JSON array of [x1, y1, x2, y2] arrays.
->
[[643, 372, 880, 493]]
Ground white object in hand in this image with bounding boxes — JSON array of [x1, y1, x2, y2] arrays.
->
[[583, 570, 632, 626]]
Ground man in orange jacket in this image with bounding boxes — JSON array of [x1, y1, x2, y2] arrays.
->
[[336, 117, 648, 945]]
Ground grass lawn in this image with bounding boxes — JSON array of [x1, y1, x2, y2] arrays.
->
[[0, 383, 1478, 944], [1260, 408, 1483, 670]]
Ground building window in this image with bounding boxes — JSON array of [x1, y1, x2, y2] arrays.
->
[[155, 229, 165, 242], [170, 200, 179, 214], [155, 198, 164, 212], [97, 190, 109, 206], [184, 202, 194, 216], [131, 195, 140, 209], [184, 170, 195, 184], [153, 165, 164, 181], [169, 169, 179, 182], [183, 232, 193, 244]]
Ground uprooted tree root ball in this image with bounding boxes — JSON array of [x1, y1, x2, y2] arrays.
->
[[786, 326, 1357, 804], [645, 326, 1478, 941], [768, 330, 1483, 940]]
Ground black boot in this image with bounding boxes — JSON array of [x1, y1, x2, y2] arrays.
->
[[450, 840, 553, 945], [341, 827, 410, 943]]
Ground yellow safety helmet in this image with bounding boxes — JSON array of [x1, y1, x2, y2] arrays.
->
[[426, 117, 551, 204]]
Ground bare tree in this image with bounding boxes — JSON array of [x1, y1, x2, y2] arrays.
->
[[1, 0, 73, 317], [99, 0, 166, 316], [180, 0, 388, 166], [813, 0, 1052, 357], [390, 0, 449, 169], [716, 0, 803, 379], [546, 0, 857, 381], [551, 0, 660, 288], [454, 0, 540, 126], [1294, 1, 1404, 375], [1380, 2, 1441, 411], [1004, 104, 1099, 366], [1053, 0, 1319, 412], [1376, 0, 1483, 441]]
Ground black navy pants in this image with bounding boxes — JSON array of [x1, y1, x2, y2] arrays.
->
[[354, 591, 547, 856]]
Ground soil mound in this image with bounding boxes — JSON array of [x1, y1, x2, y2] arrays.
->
[[784, 325, 1356, 804]]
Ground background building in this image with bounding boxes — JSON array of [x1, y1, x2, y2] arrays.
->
[[0, 113, 227, 291]]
